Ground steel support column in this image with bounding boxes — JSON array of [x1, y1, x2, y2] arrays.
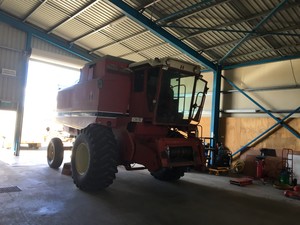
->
[[13, 33, 32, 156], [210, 66, 222, 147]]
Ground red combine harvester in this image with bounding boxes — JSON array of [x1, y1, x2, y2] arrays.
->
[[47, 56, 208, 191]]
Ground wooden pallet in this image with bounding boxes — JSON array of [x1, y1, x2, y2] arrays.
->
[[208, 167, 229, 175]]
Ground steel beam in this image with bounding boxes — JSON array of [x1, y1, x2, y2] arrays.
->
[[156, 0, 226, 24], [219, 0, 288, 64], [223, 54, 300, 70], [232, 107, 300, 156], [221, 75, 300, 139], [162, 24, 300, 37], [0, 11, 97, 62], [179, 1, 299, 42], [106, 0, 216, 70]]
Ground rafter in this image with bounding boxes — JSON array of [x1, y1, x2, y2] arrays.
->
[[203, 24, 300, 52], [221, 44, 300, 63], [161, 24, 300, 37], [156, 0, 231, 25]]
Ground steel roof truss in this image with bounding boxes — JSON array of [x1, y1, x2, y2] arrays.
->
[[156, 0, 230, 25], [106, 0, 216, 70], [219, 0, 289, 64]]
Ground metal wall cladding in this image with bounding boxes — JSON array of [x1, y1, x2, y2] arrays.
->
[[0, 22, 26, 107], [31, 37, 79, 58], [0, 22, 84, 109], [221, 58, 300, 116], [0, 22, 26, 51]]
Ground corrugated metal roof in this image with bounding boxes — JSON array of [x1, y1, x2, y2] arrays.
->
[[26, 3, 67, 30], [77, 32, 115, 51], [0, 0, 37, 19], [0, 0, 299, 69], [53, 19, 93, 41]]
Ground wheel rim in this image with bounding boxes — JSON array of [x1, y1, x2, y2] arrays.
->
[[47, 143, 55, 163], [75, 143, 90, 175]]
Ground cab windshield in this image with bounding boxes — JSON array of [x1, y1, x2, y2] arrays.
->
[[156, 68, 207, 125]]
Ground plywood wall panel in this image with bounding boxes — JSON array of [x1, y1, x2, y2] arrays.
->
[[199, 117, 300, 154], [198, 117, 211, 139]]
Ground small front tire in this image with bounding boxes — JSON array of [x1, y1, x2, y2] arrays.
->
[[47, 138, 64, 169]]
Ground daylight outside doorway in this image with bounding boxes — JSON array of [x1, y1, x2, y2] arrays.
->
[[0, 60, 80, 153]]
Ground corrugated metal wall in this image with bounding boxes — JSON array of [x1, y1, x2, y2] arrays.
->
[[0, 22, 26, 110], [0, 22, 85, 111], [222, 59, 300, 117], [31, 37, 79, 58], [31, 36, 87, 69]]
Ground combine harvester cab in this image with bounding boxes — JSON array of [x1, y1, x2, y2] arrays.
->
[[47, 55, 208, 191]]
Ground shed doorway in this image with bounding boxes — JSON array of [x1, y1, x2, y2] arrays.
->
[[22, 60, 80, 150]]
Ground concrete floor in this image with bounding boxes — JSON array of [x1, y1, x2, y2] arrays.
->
[[0, 148, 300, 225]]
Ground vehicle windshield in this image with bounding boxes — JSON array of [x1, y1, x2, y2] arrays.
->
[[156, 68, 207, 125]]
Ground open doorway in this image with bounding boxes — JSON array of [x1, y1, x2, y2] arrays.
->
[[21, 60, 80, 150], [0, 110, 16, 149], [0, 60, 80, 165]]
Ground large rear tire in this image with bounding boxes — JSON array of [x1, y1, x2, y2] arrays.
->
[[71, 124, 118, 191], [47, 138, 64, 169], [150, 167, 185, 181]]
